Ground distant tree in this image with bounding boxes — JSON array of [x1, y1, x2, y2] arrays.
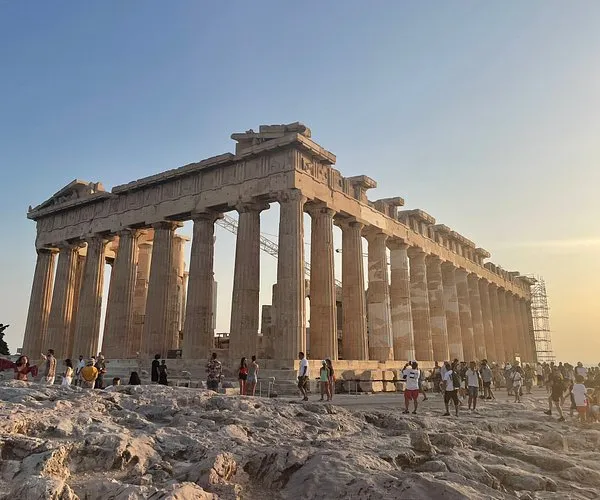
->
[[0, 324, 10, 356]]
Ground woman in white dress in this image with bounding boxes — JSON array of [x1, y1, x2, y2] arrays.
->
[[61, 359, 74, 386]]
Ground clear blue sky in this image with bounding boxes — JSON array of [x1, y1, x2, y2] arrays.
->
[[2, 1, 599, 362]]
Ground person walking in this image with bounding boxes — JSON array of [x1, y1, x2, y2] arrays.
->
[[326, 358, 335, 400], [512, 365, 524, 403], [151, 354, 161, 384], [480, 360, 494, 400], [572, 375, 588, 423], [319, 360, 331, 401], [544, 367, 566, 421], [41, 349, 57, 385], [61, 359, 74, 386], [247, 355, 259, 396], [402, 361, 420, 414], [442, 361, 460, 417], [75, 355, 85, 386], [298, 352, 310, 401], [206, 353, 222, 392], [94, 354, 107, 389], [238, 357, 248, 395], [158, 360, 168, 386], [465, 361, 481, 411]]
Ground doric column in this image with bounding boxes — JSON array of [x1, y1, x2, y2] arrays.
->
[[166, 234, 187, 351], [307, 204, 337, 360], [275, 190, 307, 359], [364, 230, 393, 361], [22, 248, 58, 357], [468, 273, 486, 361], [488, 284, 506, 363], [510, 295, 526, 362], [142, 222, 180, 358], [426, 255, 449, 362], [68, 252, 86, 356], [505, 292, 520, 361], [46, 243, 79, 359], [102, 229, 140, 358], [525, 301, 537, 363], [455, 268, 475, 361], [229, 202, 267, 362], [408, 247, 433, 361], [442, 263, 463, 362], [515, 298, 529, 362], [183, 213, 221, 359], [388, 240, 414, 361], [336, 219, 368, 360], [72, 236, 107, 358], [497, 289, 514, 361], [478, 279, 497, 362], [130, 242, 152, 356]]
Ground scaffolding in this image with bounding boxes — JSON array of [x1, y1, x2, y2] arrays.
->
[[528, 275, 555, 363]]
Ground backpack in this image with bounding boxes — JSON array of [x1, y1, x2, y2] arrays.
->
[[451, 370, 461, 389]]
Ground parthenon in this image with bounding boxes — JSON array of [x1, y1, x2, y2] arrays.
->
[[22, 122, 537, 367]]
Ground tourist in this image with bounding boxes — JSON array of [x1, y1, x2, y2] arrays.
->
[[151, 354, 161, 384], [418, 364, 428, 401], [206, 352, 222, 392], [442, 361, 460, 417], [402, 361, 420, 414], [104, 377, 121, 391], [465, 361, 481, 411], [75, 355, 85, 386], [458, 361, 468, 401], [572, 375, 588, 423], [432, 361, 442, 393], [319, 360, 331, 401], [13, 355, 36, 381], [326, 358, 335, 400], [247, 355, 259, 396], [158, 360, 168, 386], [588, 387, 600, 422], [41, 349, 57, 385], [575, 362, 588, 380], [238, 357, 248, 395], [94, 354, 107, 389], [512, 365, 524, 403], [524, 364, 534, 394], [61, 359, 74, 386], [80, 359, 99, 389], [128, 371, 141, 385], [544, 367, 566, 421], [298, 351, 309, 401], [504, 362, 514, 396], [480, 360, 494, 400]]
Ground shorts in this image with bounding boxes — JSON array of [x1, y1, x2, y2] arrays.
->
[[468, 386, 478, 397], [550, 390, 562, 402], [238, 374, 248, 381], [577, 406, 587, 415], [247, 375, 257, 384], [444, 390, 459, 406], [297, 376, 309, 390], [404, 389, 419, 402], [483, 381, 491, 388], [207, 380, 219, 391]]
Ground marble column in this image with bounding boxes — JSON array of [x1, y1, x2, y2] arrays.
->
[[72, 237, 107, 358], [130, 242, 152, 357], [22, 248, 58, 357], [337, 219, 368, 360], [364, 230, 393, 361], [275, 190, 306, 360], [142, 222, 179, 358], [426, 255, 449, 362], [442, 263, 463, 362], [166, 234, 186, 351], [46, 243, 79, 358], [388, 240, 415, 361], [408, 247, 433, 361], [478, 279, 497, 362], [525, 301, 537, 363], [455, 268, 475, 361], [102, 229, 139, 358], [506, 293, 520, 361], [516, 299, 530, 362], [183, 213, 220, 359], [510, 295, 526, 362], [488, 284, 506, 363], [307, 205, 337, 360], [229, 203, 266, 362], [497, 289, 514, 361], [468, 273, 486, 361]]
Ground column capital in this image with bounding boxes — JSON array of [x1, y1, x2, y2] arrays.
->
[[454, 267, 469, 279], [305, 202, 336, 219], [191, 210, 223, 223], [275, 189, 306, 205], [234, 199, 270, 214], [407, 246, 427, 260], [151, 221, 183, 231], [441, 261, 456, 272], [55, 240, 85, 251], [362, 226, 388, 243], [425, 254, 443, 266], [37, 247, 59, 255], [333, 217, 363, 232], [386, 238, 409, 251]]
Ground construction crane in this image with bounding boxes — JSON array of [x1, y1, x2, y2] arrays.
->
[[217, 214, 342, 288]]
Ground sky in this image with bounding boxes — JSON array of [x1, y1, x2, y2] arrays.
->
[[1, 1, 599, 363]]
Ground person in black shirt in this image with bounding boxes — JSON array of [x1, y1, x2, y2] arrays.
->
[[151, 354, 161, 383]]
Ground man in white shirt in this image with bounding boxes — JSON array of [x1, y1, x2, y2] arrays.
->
[[465, 361, 481, 411], [75, 355, 85, 387], [442, 361, 459, 416], [298, 352, 310, 401], [575, 362, 588, 380], [402, 361, 421, 414]]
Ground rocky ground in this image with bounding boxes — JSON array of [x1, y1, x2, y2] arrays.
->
[[0, 382, 599, 499]]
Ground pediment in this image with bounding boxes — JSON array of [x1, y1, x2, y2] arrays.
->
[[30, 179, 106, 213]]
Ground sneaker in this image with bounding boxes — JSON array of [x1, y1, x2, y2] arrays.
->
[[412, 410, 417, 414], [402, 410, 409, 414], [442, 412, 450, 416], [303, 397, 308, 401], [558, 417, 566, 422], [544, 410, 552, 416]]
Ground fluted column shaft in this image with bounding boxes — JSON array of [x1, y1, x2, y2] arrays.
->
[[488, 284, 506, 363], [131, 242, 152, 356], [506, 293, 520, 360], [442, 264, 463, 361], [478, 280, 497, 362], [23, 248, 57, 357], [468, 274, 486, 361], [510, 295, 526, 362], [103, 230, 139, 358], [230, 204, 265, 362], [72, 237, 107, 358], [46, 244, 79, 358], [337, 220, 368, 360], [455, 269, 475, 361], [275, 190, 306, 359], [516, 299, 529, 362], [365, 231, 393, 361], [142, 222, 179, 358], [497, 289, 514, 361], [183, 214, 220, 359], [525, 301, 537, 363], [167, 235, 186, 351], [408, 248, 433, 361], [426, 256, 449, 362], [389, 241, 414, 361], [308, 205, 337, 360]]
